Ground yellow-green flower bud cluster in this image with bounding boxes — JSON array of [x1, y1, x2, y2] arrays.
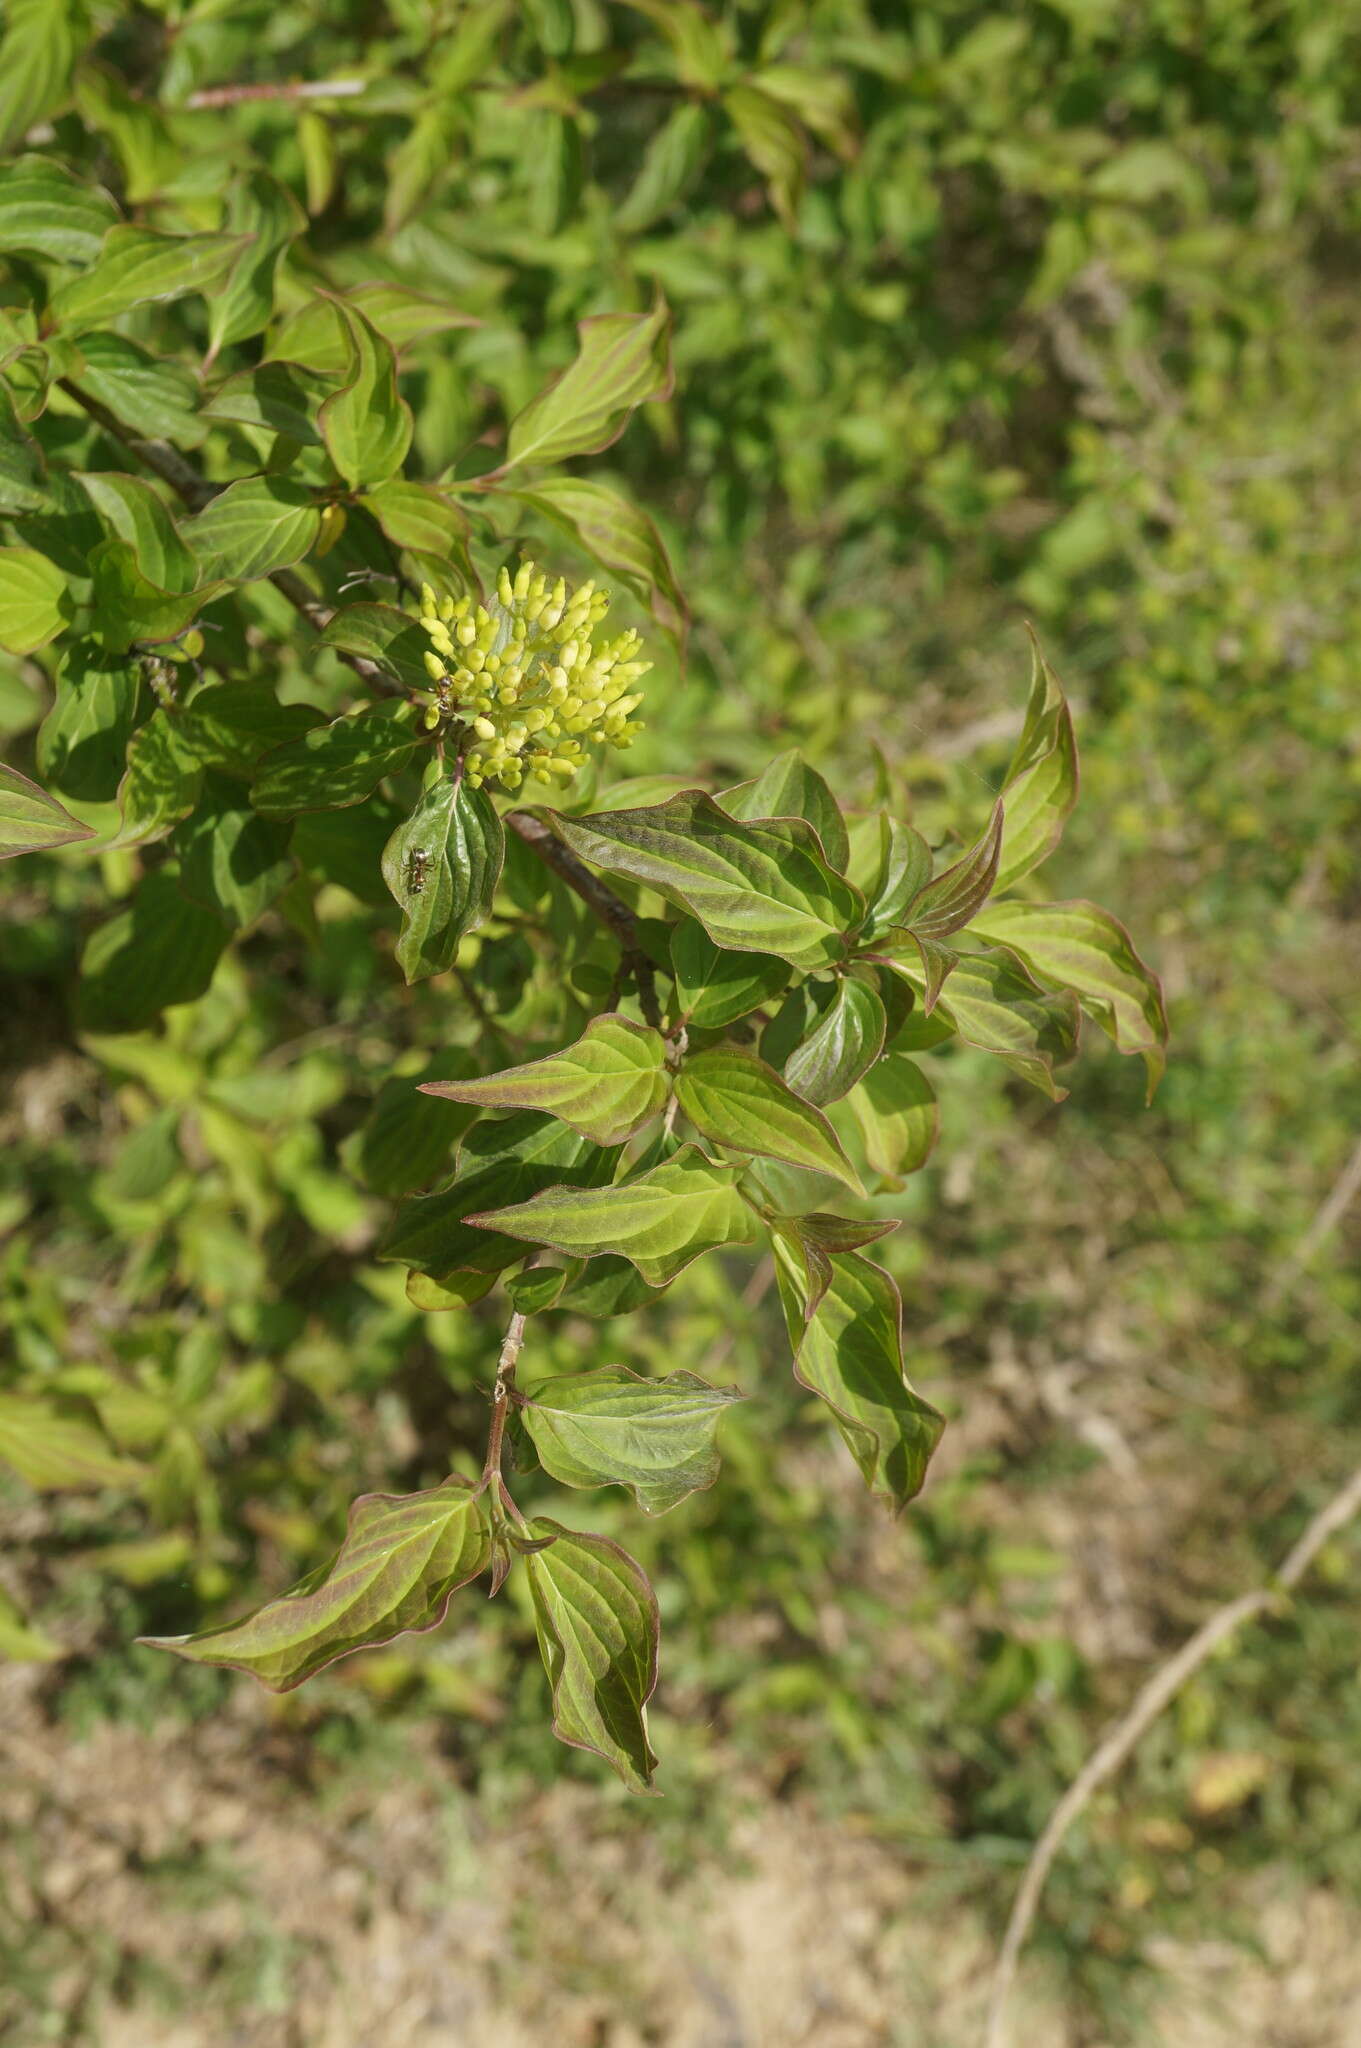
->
[[417, 561, 649, 793]]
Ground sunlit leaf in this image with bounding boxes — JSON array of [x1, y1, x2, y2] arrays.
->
[[519, 1367, 743, 1513], [381, 773, 503, 983], [676, 1046, 863, 1192], [0, 759, 96, 859], [524, 1520, 660, 1790], [421, 1014, 669, 1147]]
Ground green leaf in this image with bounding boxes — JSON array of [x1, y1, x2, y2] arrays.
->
[[554, 1254, 665, 1319], [501, 300, 673, 473], [208, 171, 305, 357], [177, 684, 322, 775], [70, 332, 205, 447], [670, 916, 789, 1028], [114, 709, 203, 846], [0, 0, 74, 154], [555, 791, 864, 971], [0, 545, 70, 653], [969, 899, 1168, 1098], [252, 704, 417, 818], [347, 1050, 480, 1198], [904, 798, 1004, 939], [171, 772, 294, 929], [319, 601, 435, 692], [0, 1588, 64, 1663], [381, 1112, 619, 1284], [774, 1246, 944, 1512], [780, 975, 886, 1106], [49, 227, 248, 334], [319, 302, 413, 490], [870, 924, 958, 1014], [183, 476, 321, 584], [77, 869, 228, 1033], [360, 478, 471, 556], [200, 361, 330, 446], [0, 1394, 140, 1491], [898, 944, 1080, 1099], [381, 773, 504, 983], [37, 641, 143, 802], [78, 472, 198, 592], [0, 759, 95, 859], [842, 1054, 938, 1180], [995, 629, 1078, 892], [615, 99, 712, 231], [720, 749, 850, 871], [140, 1478, 490, 1691], [0, 380, 52, 515], [421, 1014, 669, 1147], [524, 1521, 660, 1791], [676, 1046, 863, 1193], [470, 1143, 754, 1286], [725, 84, 807, 228], [520, 1368, 743, 1514], [89, 539, 213, 653], [0, 154, 113, 262], [270, 284, 477, 376], [849, 814, 933, 941], [767, 1211, 896, 1319], [505, 476, 685, 642]]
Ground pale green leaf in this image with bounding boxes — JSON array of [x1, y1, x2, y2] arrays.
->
[[78, 472, 197, 592], [524, 1520, 660, 1790], [0, 546, 70, 654], [72, 332, 205, 446], [842, 1054, 939, 1180], [0, 153, 113, 262], [519, 1367, 743, 1513], [505, 475, 685, 641], [0, 0, 74, 154], [200, 360, 330, 445], [995, 629, 1078, 891], [501, 300, 672, 472], [0, 1394, 141, 1490], [49, 227, 248, 333], [319, 302, 413, 489], [185, 476, 322, 583], [140, 1478, 490, 1690], [676, 1046, 863, 1193], [0, 759, 95, 859]]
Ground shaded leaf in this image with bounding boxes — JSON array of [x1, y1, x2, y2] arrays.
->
[[319, 302, 413, 489], [524, 1520, 660, 1791], [89, 539, 213, 653], [171, 772, 294, 928], [520, 1367, 743, 1513], [140, 1478, 490, 1690], [319, 601, 435, 691], [347, 1049, 480, 1198], [77, 869, 228, 1032], [720, 748, 849, 871], [37, 641, 143, 802], [421, 1014, 669, 1147], [904, 798, 1004, 938], [381, 773, 504, 982], [208, 170, 305, 357], [200, 360, 330, 445], [849, 813, 933, 940], [78, 472, 197, 592], [670, 916, 788, 1028], [780, 974, 885, 1106]]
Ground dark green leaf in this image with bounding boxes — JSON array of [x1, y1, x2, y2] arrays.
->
[[79, 472, 197, 592], [670, 916, 788, 1028], [171, 772, 294, 928], [675, 1046, 863, 1192], [140, 1478, 490, 1690], [37, 641, 143, 802], [774, 1245, 944, 1512], [555, 791, 863, 970], [780, 974, 886, 1106], [252, 704, 418, 818], [0, 381, 52, 514], [208, 171, 305, 357], [470, 1143, 754, 1286], [347, 1050, 481, 1197], [520, 1368, 743, 1514], [720, 749, 849, 871], [767, 1210, 896, 1319], [78, 870, 229, 1032], [319, 302, 413, 490], [319, 601, 435, 692], [0, 760, 95, 859], [524, 1521, 660, 1791], [904, 798, 1004, 939], [554, 1255, 666, 1319], [200, 361, 330, 446], [178, 684, 323, 775], [421, 1014, 669, 1147], [381, 773, 504, 982]]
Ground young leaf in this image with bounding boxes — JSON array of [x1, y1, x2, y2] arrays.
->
[[382, 773, 504, 983], [780, 974, 886, 1105], [768, 1211, 896, 1319], [500, 300, 673, 472], [381, 1113, 619, 1284], [519, 1367, 744, 1513], [774, 1245, 944, 1512], [504, 476, 685, 641], [469, 1143, 754, 1286], [0, 1394, 141, 1490], [994, 630, 1078, 891], [319, 302, 414, 490], [969, 898, 1168, 1097], [898, 944, 1079, 1099], [71, 333, 205, 447], [523, 1521, 660, 1791], [269, 284, 477, 376], [555, 791, 864, 970], [719, 749, 850, 871], [669, 916, 789, 1028], [0, 153, 116, 264], [849, 814, 933, 940], [0, 760, 96, 860], [77, 870, 228, 1033], [139, 1478, 490, 1690], [903, 797, 1004, 938], [842, 1054, 939, 1180], [420, 1014, 669, 1147], [208, 170, 305, 357], [184, 477, 322, 583], [48, 226, 247, 333], [675, 1046, 863, 1193], [0, 545, 70, 653], [870, 925, 958, 1014]]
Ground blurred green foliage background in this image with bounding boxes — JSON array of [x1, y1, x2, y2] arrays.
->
[[2, 1, 1360, 2041]]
